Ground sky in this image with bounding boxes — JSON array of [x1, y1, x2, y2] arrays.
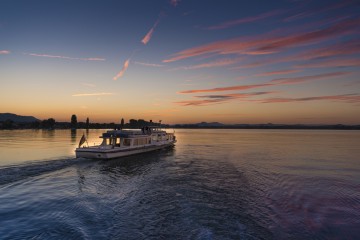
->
[[0, 0, 360, 124]]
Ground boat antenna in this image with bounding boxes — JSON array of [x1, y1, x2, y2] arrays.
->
[[159, 120, 162, 130]]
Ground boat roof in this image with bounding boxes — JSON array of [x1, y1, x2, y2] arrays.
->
[[102, 130, 148, 138]]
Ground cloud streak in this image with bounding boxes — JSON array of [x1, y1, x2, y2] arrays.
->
[[231, 38, 360, 69], [170, 0, 180, 7], [134, 61, 164, 67], [206, 9, 284, 30], [256, 18, 360, 52], [284, 0, 356, 22], [294, 58, 360, 69], [179, 83, 273, 94], [176, 92, 360, 107], [255, 69, 301, 77], [175, 92, 274, 106], [81, 82, 96, 88], [72, 92, 114, 97], [269, 71, 350, 85], [113, 59, 130, 80], [175, 57, 242, 70], [24, 53, 105, 61], [179, 72, 350, 94], [0, 50, 10, 55], [261, 94, 360, 103], [164, 18, 360, 63], [141, 19, 160, 45]]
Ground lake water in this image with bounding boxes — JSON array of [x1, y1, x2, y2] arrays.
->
[[0, 129, 359, 239]]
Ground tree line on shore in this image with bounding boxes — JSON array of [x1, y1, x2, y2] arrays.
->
[[1, 114, 359, 130], [0, 114, 163, 130]]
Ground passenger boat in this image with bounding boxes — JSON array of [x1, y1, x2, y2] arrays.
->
[[75, 126, 176, 159]]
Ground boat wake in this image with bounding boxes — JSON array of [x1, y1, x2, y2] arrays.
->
[[0, 158, 90, 186]]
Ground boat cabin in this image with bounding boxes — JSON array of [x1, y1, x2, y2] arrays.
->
[[99, 128, 175, 148]]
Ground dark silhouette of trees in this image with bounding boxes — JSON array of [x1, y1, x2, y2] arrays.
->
[[120, 118, 124, 129], [86, 117, 90, 129], [3, 119, 14, 129], [71, 114, 77, 129], [42, 118, 55, 129]]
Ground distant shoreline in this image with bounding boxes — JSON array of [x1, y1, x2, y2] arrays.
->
[[1, 113, 359, 130], [1, 125, 359, 130]]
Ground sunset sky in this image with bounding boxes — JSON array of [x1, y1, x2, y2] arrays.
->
[[1, 0, 360, 124]]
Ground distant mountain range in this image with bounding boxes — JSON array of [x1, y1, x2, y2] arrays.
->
[[0, 113, 40, 123], [195, 122, 225, 127]]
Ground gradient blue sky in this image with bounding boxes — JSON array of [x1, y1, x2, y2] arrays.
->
[[1, 0, 359, 124]]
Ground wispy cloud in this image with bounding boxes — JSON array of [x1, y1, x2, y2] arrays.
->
[[175, 92, 274, 106], [134, 61, 164, 67], [179, 72, 350, 94], [297, 39, 360, 60], [176, 92, 360, 107], [261, 94, 360, 103], [163, 37, 272, 62], [0, 50, 10, 55], [113, 59, 130, 80], [294, 58, 360, 69], [232, 38, 360, 69], [176, 57, 242, 70], [256, 18, 360, 52], [179, 83, 273, 94], [255, 69, 301, 77], [170, 0, 181, 7], [269, 71, 349, 85], [23, 53, 105, 61], [81, 82, 96, 88], [284, 0, 356, 22], [141, 19, 160, 45], [72, 92, 114, 97], [164, 18, 359, 63], [206, 9, 284, 30], [343, 80, 360, 87]]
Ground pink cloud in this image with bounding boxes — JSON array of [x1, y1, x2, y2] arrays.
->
[[0, 50, 10, 55], [175, 92, 274, 106], [284, 0, 356, 22], [24, 53, 105, 61], [176, 92, 360, 107], [255, 69, 301, 77], [179, 71, 350, 94], [177, 57, 242, 70], [343, 81, 360, 87], [141, 20, 160, 45], [206, 9, 284, 30], [294, 58, 360, 69], [170, 0, 180, 7], [163, 18, 359, 63], [178, 83, 273, 94], [262, 94, 360, 103], [270, 71, 350, 85], [232, 39, 360, 69], [163, 37, 274, 63], [72, 92, 114, 97], [256, 18, 360, 52], [113, 59, 130, 80], [134, 61, 164, 67]]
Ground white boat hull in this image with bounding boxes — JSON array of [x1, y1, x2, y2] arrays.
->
[[76, 141, 175, 159]]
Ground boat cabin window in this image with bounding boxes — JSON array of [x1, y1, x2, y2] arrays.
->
[[123, 138, 131, 146], [133, 138, 149, 146], [101, 138, 111, 146]]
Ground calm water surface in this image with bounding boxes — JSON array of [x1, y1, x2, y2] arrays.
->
[[0, 129, 359, 239]]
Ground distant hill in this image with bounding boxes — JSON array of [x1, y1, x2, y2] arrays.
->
[[0, 113, 40, 123], [196, 122, 225, 127]]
